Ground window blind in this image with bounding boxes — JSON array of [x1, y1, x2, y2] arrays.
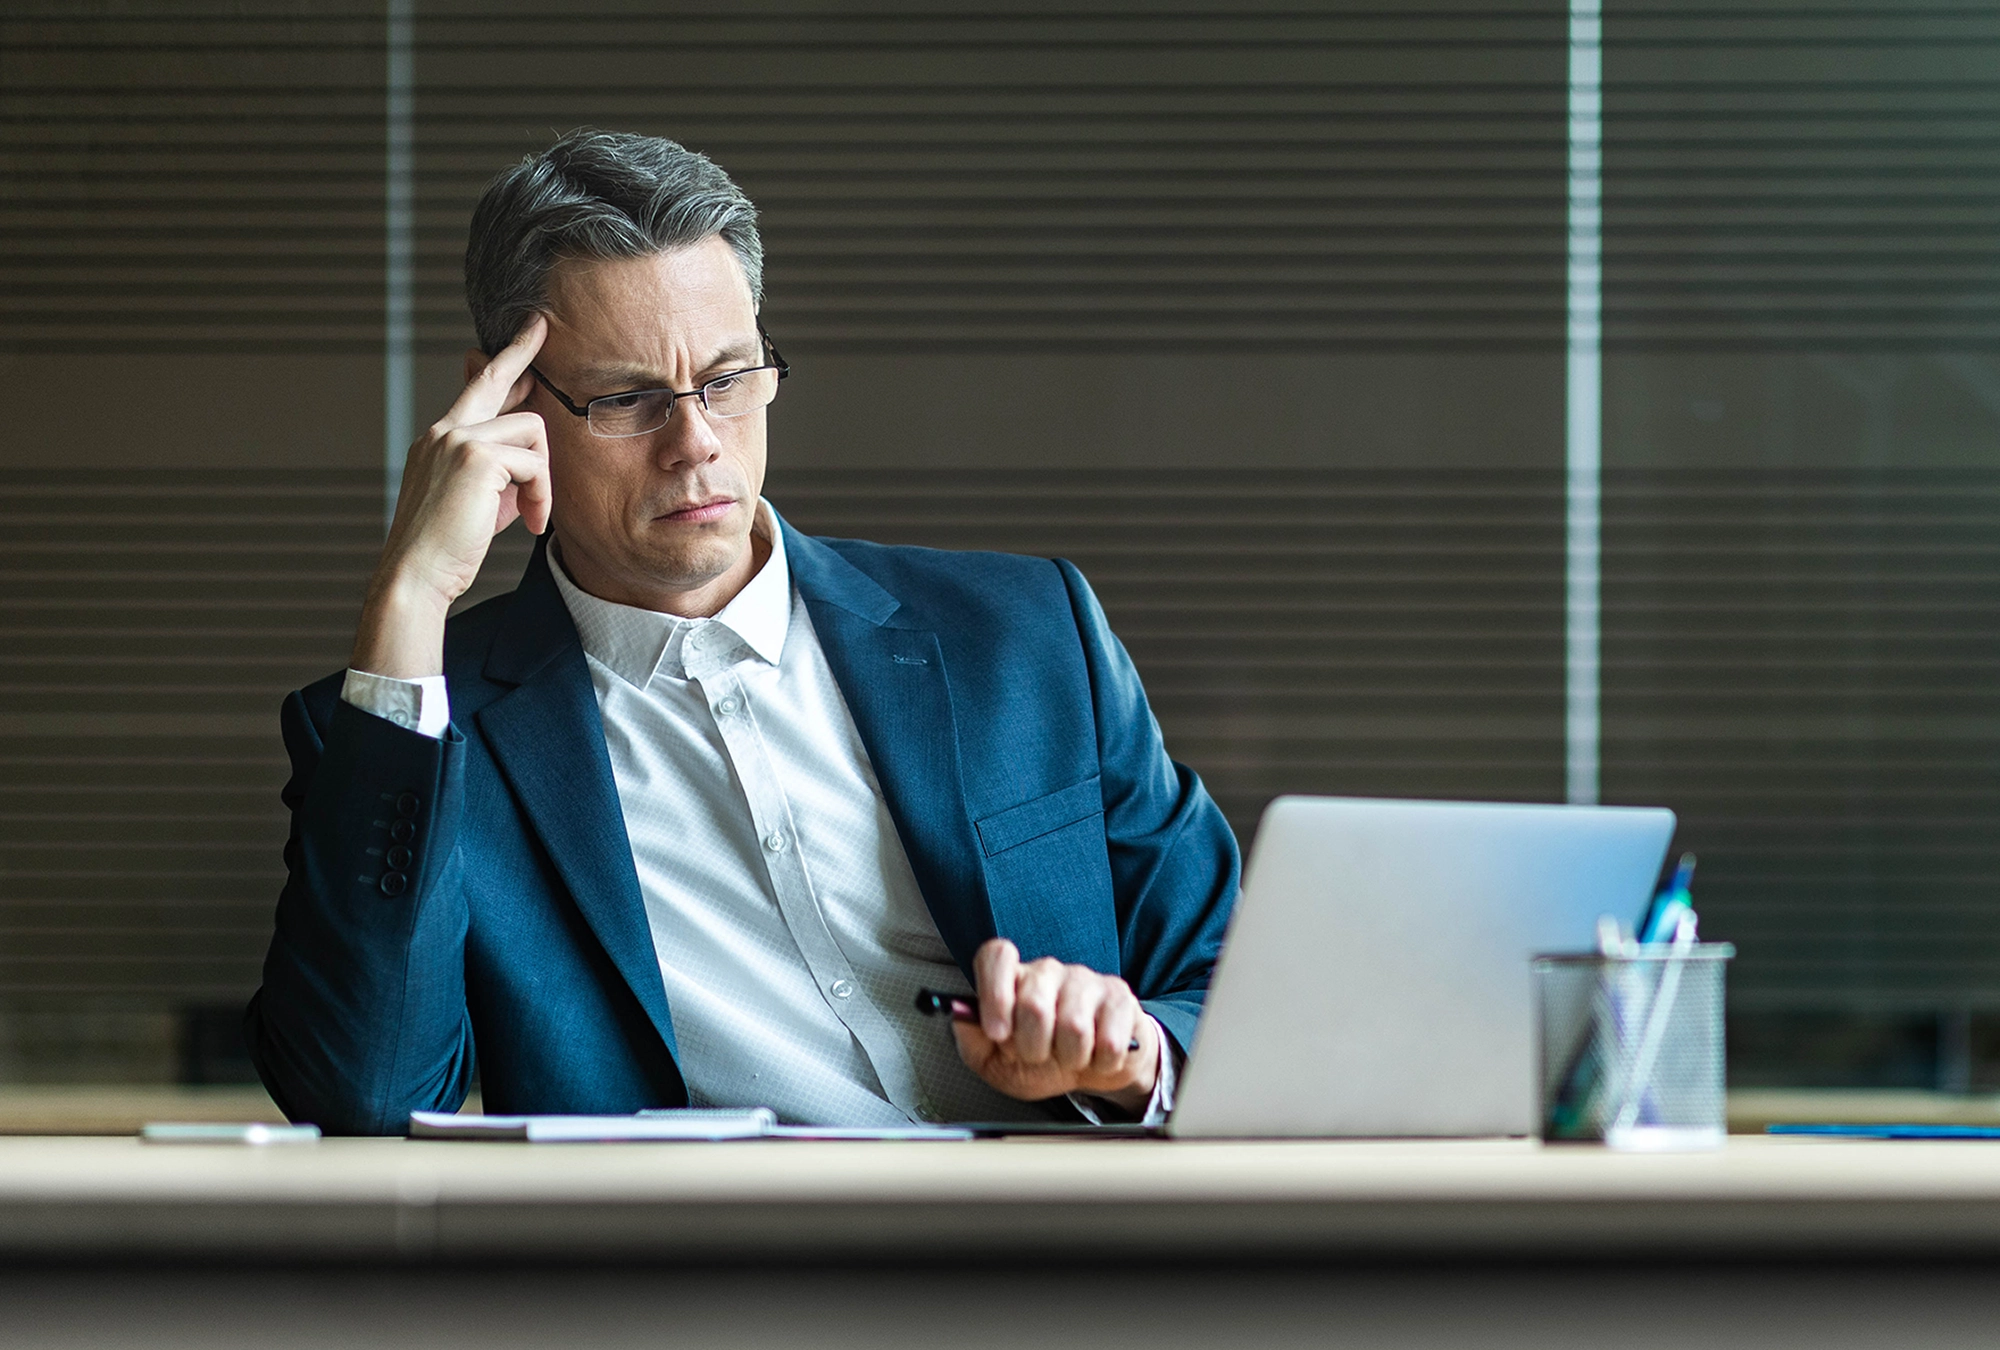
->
[[1601, 4, 2000, 1039]]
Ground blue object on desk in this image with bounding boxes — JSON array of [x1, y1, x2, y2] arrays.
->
[[1768, 1123, 2000, 1139], [1639, 853, 1697, 944]]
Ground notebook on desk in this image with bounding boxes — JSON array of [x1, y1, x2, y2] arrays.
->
[[1165, 795, 1675, 1138]]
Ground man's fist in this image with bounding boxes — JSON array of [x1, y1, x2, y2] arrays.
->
[[950, 938, 1159, 1115]]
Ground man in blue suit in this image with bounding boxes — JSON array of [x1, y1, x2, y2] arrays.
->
[[248, 131, 1238, 1135]]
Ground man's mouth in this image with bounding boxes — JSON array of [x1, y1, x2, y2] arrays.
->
[[656, 498, 735, 524]]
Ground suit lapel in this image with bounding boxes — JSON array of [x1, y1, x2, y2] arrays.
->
[[783, 522, 997, 972], [476, 539, 679, 1059]]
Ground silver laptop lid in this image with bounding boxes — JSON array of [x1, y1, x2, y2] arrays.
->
[[1169, 795, 1675, 1138]]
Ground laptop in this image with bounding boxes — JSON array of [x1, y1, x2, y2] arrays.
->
[[1164, 795, 1675, 1138]]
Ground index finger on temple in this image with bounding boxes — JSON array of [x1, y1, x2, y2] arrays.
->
[[444, 314, 547, 428]]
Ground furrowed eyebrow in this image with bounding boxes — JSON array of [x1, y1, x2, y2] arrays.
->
[[703, 339, 761, 369], [571, 339, 762, 391]]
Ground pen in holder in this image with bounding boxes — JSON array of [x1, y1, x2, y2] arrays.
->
[[1534, 922, 1734, 1151]]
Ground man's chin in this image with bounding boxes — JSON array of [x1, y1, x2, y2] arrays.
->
[[631, 533, 754, 593]]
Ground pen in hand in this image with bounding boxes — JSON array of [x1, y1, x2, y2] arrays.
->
[[915, 988, 1142, 1052]]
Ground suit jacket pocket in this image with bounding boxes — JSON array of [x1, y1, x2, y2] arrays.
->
[[974, 777, 1104, 857]]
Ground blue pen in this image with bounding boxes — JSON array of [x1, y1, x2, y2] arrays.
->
[[1640, 852, 1697, 944]]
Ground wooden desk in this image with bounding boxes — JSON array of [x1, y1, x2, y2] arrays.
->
[[0, 1133, 1996, 1261], [2, 1136, 1999, 1348]]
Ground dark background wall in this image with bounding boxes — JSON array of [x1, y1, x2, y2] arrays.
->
[[1598, 3, 2000, 1087], [0, 1, 1993, 1088]]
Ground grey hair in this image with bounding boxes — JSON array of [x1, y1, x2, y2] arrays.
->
[[464, 129, 764, 354]]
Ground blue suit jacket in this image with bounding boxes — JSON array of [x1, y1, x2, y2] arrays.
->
[[248, 518, 1239, 1134]]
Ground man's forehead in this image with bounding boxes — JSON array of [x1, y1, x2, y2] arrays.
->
[[541, 242, 754, 358], [539, 249, 759, 385]]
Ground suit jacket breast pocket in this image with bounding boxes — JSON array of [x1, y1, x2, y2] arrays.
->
[[975, 777, 1104, 857], [973, 777, 1117, 968]]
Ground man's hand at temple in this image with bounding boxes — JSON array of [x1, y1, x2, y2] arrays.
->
[[351, 315, 551, 679], [950, 938, 1161, 1115]]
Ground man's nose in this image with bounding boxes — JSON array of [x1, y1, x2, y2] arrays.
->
[[649, 394, 723, 467]]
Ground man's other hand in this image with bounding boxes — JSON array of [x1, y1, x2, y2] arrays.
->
[[352, 316, 551, 678], [951, 938, 1159, 1114]]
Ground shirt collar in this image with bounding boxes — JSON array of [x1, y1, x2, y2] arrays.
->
[[549, 499, 792, 688]]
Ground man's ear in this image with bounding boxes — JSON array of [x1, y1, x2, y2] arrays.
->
[[463, 348, 487, 383]]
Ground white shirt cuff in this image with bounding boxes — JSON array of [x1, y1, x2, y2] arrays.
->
[[1068, 1014, 1179, 1127], [341, 669, 451, 739]]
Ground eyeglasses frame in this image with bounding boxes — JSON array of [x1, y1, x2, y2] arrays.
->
[[527, 320, 789, 437]]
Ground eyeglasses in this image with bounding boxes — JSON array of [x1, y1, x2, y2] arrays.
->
[[529, 324, 789, 439]]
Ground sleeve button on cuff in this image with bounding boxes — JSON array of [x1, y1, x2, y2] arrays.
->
[[389, 819, 416, 843], [385, 845, 413, 870], [378, 871, 409, 897], [395, 792, 421, 817]]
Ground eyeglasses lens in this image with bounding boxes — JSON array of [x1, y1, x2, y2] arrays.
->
[[586, 368, 781, 438]]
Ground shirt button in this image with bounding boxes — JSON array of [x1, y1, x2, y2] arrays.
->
[[829, 979, 854, 1000], [715, 697, 739, 717], [390, 710, 411, 728], [917, 1103, 940, 1122], [764, 832, 788, 854]]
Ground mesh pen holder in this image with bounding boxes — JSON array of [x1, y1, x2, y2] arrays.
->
[[1534, 943, 1734, 1151]]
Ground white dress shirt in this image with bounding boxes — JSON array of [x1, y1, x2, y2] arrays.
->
[[341, 503, 1174, 1126]]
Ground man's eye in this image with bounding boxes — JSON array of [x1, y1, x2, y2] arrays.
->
[[705, 375, 742, 394], [596, 392, 647, 411]]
